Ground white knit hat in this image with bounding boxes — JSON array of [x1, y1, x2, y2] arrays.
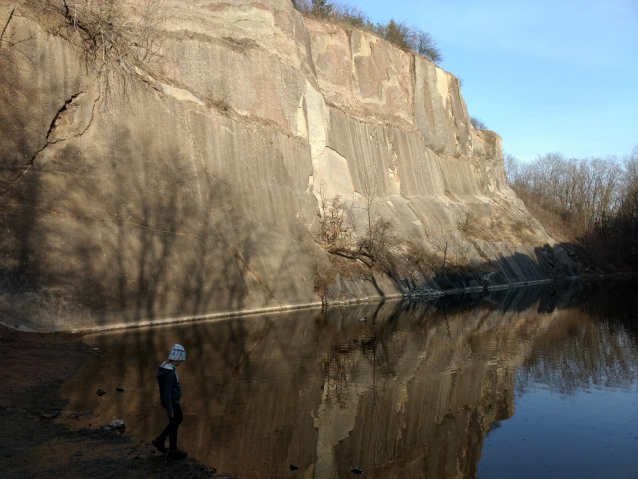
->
[[168, 344, 186, 361]]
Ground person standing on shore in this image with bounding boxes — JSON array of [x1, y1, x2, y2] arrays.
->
[[152, 344, 187, 460]]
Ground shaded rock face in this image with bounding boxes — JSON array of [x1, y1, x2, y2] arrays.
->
[[0, 0, 577, 330]]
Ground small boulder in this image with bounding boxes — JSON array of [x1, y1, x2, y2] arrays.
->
[[350, 467, 364, 474], [103, 419, 125, 433], [108, 419, 125, 429], [290, 464, 299, 471], [96, 389, 107, 396], [116, 387, 125, 392]]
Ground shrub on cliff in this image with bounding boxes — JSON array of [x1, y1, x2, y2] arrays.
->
[[319, 194, 350, 247], [312, 0, 334, 18], [375, 19, 411, 51], [408, 30, 442, 63], [378, 22, 443, 63], [292, 0, 443, 63], [470, 117, 488, 130]]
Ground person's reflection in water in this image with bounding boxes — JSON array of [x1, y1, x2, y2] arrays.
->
[[152, 344, 188, 460]]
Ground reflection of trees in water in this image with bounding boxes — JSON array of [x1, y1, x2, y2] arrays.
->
[[320, 329, 395, 408], [517, 307, 638, 395], [322, 341, 355, 408], [322, 312, 394, 409]]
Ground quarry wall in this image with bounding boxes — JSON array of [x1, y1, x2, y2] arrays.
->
[[0, 0, 578, 331]]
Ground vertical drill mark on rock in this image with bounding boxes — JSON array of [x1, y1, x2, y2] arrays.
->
[[409, 52, 418, 123], [296, 258, 313, 298], [183, 112, 205, 202], [183, 111, 233, 191]]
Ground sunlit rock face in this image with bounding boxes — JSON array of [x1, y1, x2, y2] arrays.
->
[[0, 0, 578, 330]]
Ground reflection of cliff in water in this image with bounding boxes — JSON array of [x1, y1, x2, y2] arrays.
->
[[60, 282, 594, 478]]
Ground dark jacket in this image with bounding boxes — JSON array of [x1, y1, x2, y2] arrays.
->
[[156, 362, 182, 415]]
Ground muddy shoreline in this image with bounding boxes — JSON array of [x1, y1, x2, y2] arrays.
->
[[0, 325, 225, 478]]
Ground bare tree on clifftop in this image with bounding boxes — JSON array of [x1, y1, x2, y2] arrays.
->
[[292, 1, 443, 63], [470, 117, 488, 130], [408, 29, 443, 63]]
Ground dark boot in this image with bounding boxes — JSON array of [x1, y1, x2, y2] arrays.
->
[[167, 449, 188, 460], [152, 438, 167, 454]]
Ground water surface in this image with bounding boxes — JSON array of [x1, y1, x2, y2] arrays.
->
[[60, 280, 638, 478]]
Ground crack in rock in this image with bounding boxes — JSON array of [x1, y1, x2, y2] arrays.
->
[[0, 6, 15, 44], [217, 231, 283, 307], [45, 93, 83, 139], [1, 91, 94, 198]]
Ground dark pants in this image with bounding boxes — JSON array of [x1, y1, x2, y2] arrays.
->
[[157, 403, 183, 450]]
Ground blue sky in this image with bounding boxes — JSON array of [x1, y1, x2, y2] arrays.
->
[[339, 0, 638, 161]]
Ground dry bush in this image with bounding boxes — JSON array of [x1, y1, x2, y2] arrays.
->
[[405, 242, 439, 274], [458, 211, 482, 239], [209, 82, 230, 112], [403, 239, 493, 278], [312, 266, 330, 300], [489, 213, 503, 231], [318, 193, 351, 247], [470, 117, 487, 130], [458, 210, 508, 243], [37, 0, 167, 102], [313, 254, 369, 300], [508, 218, 536, 244], [357, 217, 395, 270]]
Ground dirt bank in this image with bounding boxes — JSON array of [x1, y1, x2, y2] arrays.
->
[[0, 325, 225, 479]]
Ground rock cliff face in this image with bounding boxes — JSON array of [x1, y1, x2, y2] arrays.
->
[[0, 0, 578, 331]]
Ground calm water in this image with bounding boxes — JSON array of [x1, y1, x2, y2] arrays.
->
[[60, 280, 638, 479]]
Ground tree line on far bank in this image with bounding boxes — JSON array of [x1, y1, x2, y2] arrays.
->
[[292, 0, 443, 63], [505, 146, 638, 272]]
